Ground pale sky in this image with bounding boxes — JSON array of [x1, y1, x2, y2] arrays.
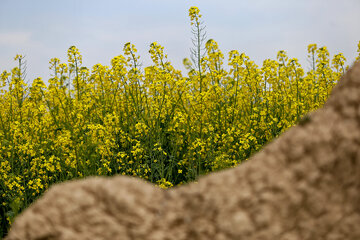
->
[[1, 0, 360, 83]]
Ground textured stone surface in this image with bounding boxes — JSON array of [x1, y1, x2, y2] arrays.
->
[[5, 62, 360, 240]]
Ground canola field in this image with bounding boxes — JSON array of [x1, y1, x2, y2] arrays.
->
[[1, 6, 359, 237]]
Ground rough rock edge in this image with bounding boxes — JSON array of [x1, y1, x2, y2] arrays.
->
[[5, 62, 360, 240]]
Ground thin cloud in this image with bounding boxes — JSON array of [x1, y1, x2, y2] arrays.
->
[[0, 32, 32, 47]]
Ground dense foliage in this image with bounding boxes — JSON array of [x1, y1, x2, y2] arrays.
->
[[1, 6, 359, 237]]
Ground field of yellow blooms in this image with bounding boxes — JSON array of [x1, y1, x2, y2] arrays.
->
[[1, 6, 360, 238]]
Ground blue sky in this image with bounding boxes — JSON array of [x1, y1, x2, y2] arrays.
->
[[1, 0, 360, 83]]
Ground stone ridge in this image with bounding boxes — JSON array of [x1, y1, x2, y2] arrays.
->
[[5, 62, 360, 240]]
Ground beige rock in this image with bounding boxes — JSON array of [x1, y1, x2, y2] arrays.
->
[[5, 62, 360, 240]]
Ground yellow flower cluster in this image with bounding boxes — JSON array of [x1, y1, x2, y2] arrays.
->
[[1, 6, 360, 237], [189, 6, 202, 25]]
